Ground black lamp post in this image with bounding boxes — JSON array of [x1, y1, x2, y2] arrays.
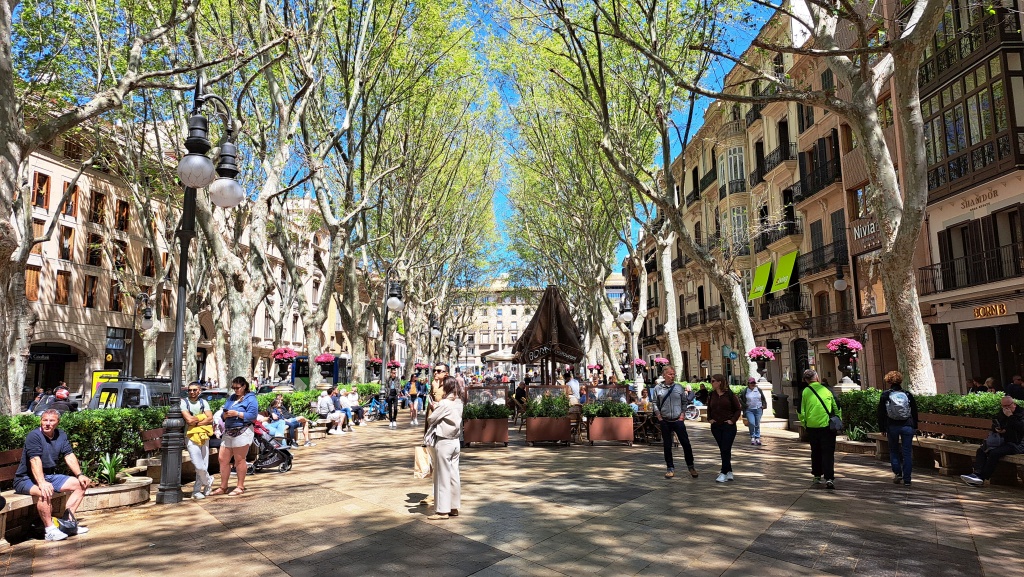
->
[[380, 273, 405, 379], [448, 332, 463, 373], [618, 293, 635, 381], [157, 77, 244, 505], [126, 293, 153, 378]]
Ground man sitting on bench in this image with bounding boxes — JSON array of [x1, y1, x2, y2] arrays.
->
[[961, 395, 1024, 487], [14, 409, 91, 541]]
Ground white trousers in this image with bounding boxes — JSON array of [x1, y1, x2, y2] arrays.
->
[[186, 438, 210, 494], [433, 438, 461, 514]]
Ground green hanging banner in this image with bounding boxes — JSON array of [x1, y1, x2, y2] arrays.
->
[[768, 250, 799, 294], [749, 261, 773, 300]]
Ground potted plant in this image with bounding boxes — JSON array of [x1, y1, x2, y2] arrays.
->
[[525, 395, 572, 445], [386, 359, 401, 370], [272, 347, 298, 379], [582, 401, 635, 445], [463, 402, 512, 447], [828, 338, 863, 381], [747, 347, 776, 378], [367, 357, 382, 378], [653, 357, 669, 369], [314, 353, 336, 379], [414, 362, 430, 377]]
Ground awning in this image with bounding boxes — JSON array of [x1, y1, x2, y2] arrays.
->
[[749, 261, 773, 300], [483, 348, 517, 362], [768, 250, 799, 293]]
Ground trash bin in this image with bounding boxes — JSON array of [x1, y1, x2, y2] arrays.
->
[[772, 393, 789, 420]]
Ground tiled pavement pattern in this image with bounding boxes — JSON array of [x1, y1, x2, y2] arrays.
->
[[2, 418, 1022, 576]]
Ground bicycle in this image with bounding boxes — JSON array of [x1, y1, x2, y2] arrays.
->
[[684, 403, 701, 421], [364, 394, 389, 422]]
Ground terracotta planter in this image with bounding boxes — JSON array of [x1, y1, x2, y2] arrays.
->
[[525, 417, 571, 445], [587, 416, 634, 445], [464, 418, 509, 446], [79, 476, 153, 512]]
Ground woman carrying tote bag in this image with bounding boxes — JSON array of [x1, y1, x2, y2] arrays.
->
[[425, 376, 463, 520]]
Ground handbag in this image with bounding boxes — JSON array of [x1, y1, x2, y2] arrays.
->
[[985, 431, 1004, 449], [807, 385, 843, 432], [53, 508, 79, 536], [413, 445, 432, 479]]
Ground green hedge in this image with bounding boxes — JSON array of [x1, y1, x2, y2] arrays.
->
[[581, 401, 633, 418], [463, 402, 512, 420], [837, 390, 1005, 436], [525, 395, 570, 418]]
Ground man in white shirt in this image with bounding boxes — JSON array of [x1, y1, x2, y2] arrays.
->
[[565, 371, 581, 405]]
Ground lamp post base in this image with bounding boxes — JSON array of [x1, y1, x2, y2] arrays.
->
[[155, 395, 186, 504]]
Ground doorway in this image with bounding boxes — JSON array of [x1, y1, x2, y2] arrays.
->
[[961, 322, 1022, 389]]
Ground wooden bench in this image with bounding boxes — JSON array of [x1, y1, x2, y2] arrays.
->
[[1, 448, 70, 546], [868, 413, 1024, 484]]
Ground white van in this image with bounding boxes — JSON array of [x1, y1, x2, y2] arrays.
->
[[89, 379, 174, 409]]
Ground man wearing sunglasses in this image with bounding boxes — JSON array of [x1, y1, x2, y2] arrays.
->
[[419, 363, 449, 506], [181, 382, 214, 499]]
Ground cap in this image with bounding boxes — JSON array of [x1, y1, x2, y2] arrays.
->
[[55, 388, 70, 400]]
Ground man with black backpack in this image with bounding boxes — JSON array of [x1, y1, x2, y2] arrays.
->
[[877, 371, 918, 486], [653, 366, 698, 479]]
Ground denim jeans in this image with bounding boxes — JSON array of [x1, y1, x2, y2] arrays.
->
[[744, 408, 763, 439], [659, 419, 695, 470], [710, 422, 738, 473], [806, 426, 837, 480], [887, 424, 914, 482]]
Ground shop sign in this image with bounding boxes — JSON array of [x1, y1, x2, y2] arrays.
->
[[849, 216, 882, 255], [960, 189, 998, 211], [29, 353, 50, 361], [766, 339, 782, 354], [973, 303, 1008, 319]]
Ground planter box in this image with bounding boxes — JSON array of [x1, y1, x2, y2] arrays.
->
[[525, 417, 571, 445], [587, 417, 634, 445], [464, 419, 509, 446], [79, 476, 153, 512], [837, 439, 876, 455]]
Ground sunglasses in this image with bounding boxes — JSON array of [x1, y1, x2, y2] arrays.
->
[[187, 389, 201, 393], [231, 386, 242, 390], [434, 369, 446, 373]]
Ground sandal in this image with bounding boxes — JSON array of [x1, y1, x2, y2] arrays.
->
[[209, 487, 228, 496], [228, 487, 245, 496]]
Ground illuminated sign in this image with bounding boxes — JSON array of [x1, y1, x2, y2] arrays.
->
[[973, 303, 1008, 319]]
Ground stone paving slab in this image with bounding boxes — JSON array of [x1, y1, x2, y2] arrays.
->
[[1, 420, 1020, 576]]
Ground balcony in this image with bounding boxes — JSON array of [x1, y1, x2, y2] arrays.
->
[[795, 158, 841, 203], [645, 259, 657, 273], [729, 179, 747, 195], [754, 220, 804, 253], [764, 143, 797, 175], [686, 312, 700, 327], [647, 297, 659, 310], [699, 168, 717, 192], [749, 166, 765, 189], [807, 310, 856, 338], [718, 119, 745, 140], [641, 333, 659, 347], [797, 241, 849, 277], [707, 305, 722, 322], [685, 189, 700, 207], [725, 304, 756, 320], [719, 184, 727, 200], [759, 293, 811, 320], [671, 255, 689, 270], [746, 104, 763, 127], [917, 240, 1024, 295]]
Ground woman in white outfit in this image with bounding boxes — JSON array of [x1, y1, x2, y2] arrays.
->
[[426, 376, 463, 520]]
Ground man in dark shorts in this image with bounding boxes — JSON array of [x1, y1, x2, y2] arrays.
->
[[14, 409, 91, 541]]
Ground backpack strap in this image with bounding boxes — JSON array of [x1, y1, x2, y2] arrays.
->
[[656, 384, 679, 413]]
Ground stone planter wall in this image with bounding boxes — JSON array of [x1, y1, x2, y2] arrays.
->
[[79, 476, 153, 512], [525, 417, 571, 444], [464, 419, 509, 446], [586, 417, 633, 445]]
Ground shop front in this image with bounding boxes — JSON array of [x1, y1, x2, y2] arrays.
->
[[937, 296, 1024, 391]]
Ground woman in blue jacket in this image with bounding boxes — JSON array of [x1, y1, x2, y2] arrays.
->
[[211, 376, 258, 496]]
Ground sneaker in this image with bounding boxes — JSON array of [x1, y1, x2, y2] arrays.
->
[[903, 482, 912, 487], [329, 429, 344, 435], [688, 467, 699, 478], [664, 469, 675, 478], [961, 474, 984, 486], [204, 480, 214, 496], [726, 472, 734, 481], [751, 439, 757, 445], [756, 438, 762, 445], [893, 474, 903, 484], [303, 441, 315, 447], [193, 492, 206, 500], [45, 527, 68, 541], [289, 443, 303, 449], [813, 476, 822, 484], [825, 480, 835, 490], [75, 525, 89, 535], [359, 422, 366, 426], [715, 473, 727, 483]]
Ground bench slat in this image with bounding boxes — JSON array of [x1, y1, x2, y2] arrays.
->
[[918, 413, 991, 428], [918, 423, 989, 440]]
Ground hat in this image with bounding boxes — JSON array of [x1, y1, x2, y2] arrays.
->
[[748, 377, 757, 384], [55, 388, 69, 400]]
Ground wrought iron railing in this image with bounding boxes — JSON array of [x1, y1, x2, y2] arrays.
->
[[796, 241, 848, 277], [755, 220, 803, 253], [699, 168, 717, 192], [759, 293, 811, 320], [764, 142, 797, 174], [807, 310, 856, 338], [796, 158, 841, 202], [917, 240, 1024, 295], [707, 305, 721, 321]]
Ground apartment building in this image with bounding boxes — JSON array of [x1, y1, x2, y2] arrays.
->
[[22, 138, 327, 401], [628, 1, 1024, 393]]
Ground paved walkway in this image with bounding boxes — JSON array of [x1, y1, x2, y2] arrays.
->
[[3, 419, 1022, 577]]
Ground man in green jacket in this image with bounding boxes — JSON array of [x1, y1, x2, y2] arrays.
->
[[798, 369, 841, 489]]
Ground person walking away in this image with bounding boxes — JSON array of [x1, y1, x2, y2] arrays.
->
[[741, 377, 768, 446], [425, 376, 464, 520], [707, 374, 741, 482], [13, 409, 91, 541], [798, 370, 841, 489], [961, 395, 1024, 486], [181, 382, 214, 499], [408, 376, 420, 426], [211, 377, 258, 496], [652, 366, 698, 479], [565, 371, 581, 405], [385, 368, 401, 428], [877, 371, 918, 486]]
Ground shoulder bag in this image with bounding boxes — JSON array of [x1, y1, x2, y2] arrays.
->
[[808, 385, 843, 432]]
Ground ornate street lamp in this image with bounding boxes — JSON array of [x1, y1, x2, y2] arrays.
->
[[380, 274, 404, 379], [427, 314, 441, 365], [126, 293, 153, 378], [158, 78, 244, 505], [833, 263, 848, 292], [618, 294, 635, 382]]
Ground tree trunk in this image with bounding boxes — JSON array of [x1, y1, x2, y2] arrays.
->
[[0, 261, 34, 414], [304, 322, 323, 389], [716, 272, 758, 381], [184, 310, 200, 383], [226, 290, 253, 383], [657, 233, 683, 375]]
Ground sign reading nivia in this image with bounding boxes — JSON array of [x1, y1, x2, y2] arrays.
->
[[849, 216, 882, 255], [973, 303, 1008, 319]]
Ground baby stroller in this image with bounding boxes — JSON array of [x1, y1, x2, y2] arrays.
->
[[247, 419, 293, 474]]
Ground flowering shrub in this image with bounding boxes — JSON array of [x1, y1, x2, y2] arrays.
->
[[368, 357, 383, 367], [747, 347, 776, 361], [827, 338, 863, 353], [653, 357, 670, 366], [314, 353, 336, 364], [414, 362, 430, 370], [632, 358, 647, 368], [386, 360, 401, 369], [272, 347, 298, 361], [586, 363, 604, 371]]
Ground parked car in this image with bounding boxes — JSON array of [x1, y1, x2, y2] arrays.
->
[[198, 389, 230, 403], [89, 379, 174, 409], [256, 385, 276, 395]]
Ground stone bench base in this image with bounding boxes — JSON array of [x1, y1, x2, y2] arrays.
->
[[1, 490, 70, 546]]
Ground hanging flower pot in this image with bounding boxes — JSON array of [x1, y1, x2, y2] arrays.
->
[[276, 360, 290, 379], [827, 338, 863, 380]]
